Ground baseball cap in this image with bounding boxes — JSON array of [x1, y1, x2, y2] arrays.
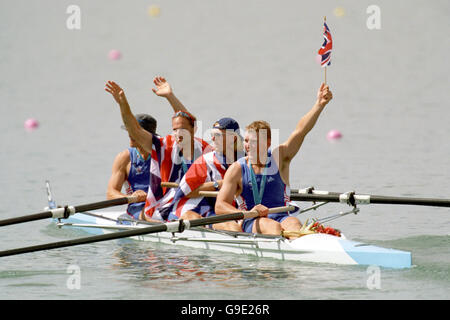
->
[[213, 117, 240, 132], [212, 117, 244, 152]]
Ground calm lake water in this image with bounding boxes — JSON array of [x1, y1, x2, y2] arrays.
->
[[0, 0, 449, 301]]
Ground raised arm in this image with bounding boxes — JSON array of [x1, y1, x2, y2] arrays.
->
[[105, 81, 153, 153], [151, 76, 189, 113], [279, 83, 333, 162]]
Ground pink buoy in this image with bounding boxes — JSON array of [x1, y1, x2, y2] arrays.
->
[[24, 118, 39, 132], [327, 129, 342, 141], [108, 49, 122, 60]]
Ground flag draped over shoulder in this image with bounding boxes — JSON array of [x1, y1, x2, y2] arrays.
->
[[165, 151, 246, 220], [167, 151, 226, 220], [144, 134, 212, 221], [318, 22, 333, 67]]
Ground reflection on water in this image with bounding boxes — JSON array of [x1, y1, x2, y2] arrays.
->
[[110, 242, 296, 289]]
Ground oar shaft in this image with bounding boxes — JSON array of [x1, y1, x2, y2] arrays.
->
[[0, 196, 139, 227], [0, 224, 168, 258], [188, 212, 244, 228], [368, 195, 450, 207], [188, 206, 294, 227], [290, 193, 450, 207], [74, 197, 135, 212], [0, 211, 53, 227]]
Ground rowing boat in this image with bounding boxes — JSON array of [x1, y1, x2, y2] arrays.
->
[[44, 182, 412, 269], [0, 182, 419, 269], [54, 209, 412, 269]]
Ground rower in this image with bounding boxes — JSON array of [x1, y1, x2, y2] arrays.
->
[[106, 114, 157, 219], [166, 117, 245, 231], [105, 77, 211, 222], [215, 83, 333, 238]]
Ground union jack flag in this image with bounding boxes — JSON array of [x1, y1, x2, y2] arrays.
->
[[144, 134, 212, 221], [164, 151, 246, 220], [318, 22, 333, 67]]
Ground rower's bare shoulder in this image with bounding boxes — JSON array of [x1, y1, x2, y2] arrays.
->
[[221, 162, 243, 193], [271, 146, 289, 166], [225, 161, 242, 180], [271, 146, 290, 184], [112, 149, 131, 169], [217, 162, 243, 205], [118, 148, 131, 159]]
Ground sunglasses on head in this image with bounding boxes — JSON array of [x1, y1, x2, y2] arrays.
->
[[172, 111, 196, 127]]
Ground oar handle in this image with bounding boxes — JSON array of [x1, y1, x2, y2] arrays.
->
[[161, 182, 179, 188], [243, 206, 296, 219], [199, 191, 219, 197]]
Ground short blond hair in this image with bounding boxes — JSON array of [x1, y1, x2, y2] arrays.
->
[[245, 120, 271, 140]]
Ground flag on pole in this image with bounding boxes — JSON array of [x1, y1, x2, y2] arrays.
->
[[318, 22, 333, 67]]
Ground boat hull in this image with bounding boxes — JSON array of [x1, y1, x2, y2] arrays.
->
[[54, 212, 412, 269]]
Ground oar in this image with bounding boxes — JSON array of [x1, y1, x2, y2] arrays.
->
[[196, 188, 450, 208], [199, 191, 220, 197], [0, 196, 140, 227], [163, 183, 218, 197], [289, 192, 450, 208], [161, 182, 179, 188], [0, 206, 294, 258]]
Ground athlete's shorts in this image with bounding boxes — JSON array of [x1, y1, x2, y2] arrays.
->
[[242, 212, 290, 233], [117, 213, 137, 225], [127, 203, 144, 220], [200, 210, 216, 229]]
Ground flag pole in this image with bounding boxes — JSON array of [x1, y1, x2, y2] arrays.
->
[[324, 16, 327, 84]]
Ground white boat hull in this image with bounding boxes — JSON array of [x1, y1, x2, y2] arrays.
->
[[54, 211, 412, 269]]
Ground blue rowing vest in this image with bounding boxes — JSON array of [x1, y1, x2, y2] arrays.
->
[[238, 152, 291, 232], [125, 147, 151, 219]]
